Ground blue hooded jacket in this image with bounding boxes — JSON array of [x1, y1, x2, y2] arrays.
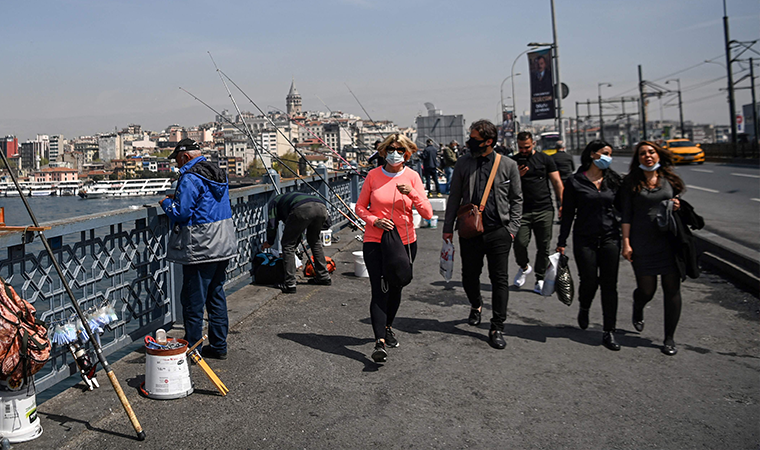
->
[[161, 156, 237, 264]]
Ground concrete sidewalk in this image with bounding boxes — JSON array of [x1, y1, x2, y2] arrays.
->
[[21, 223, 760, 449]]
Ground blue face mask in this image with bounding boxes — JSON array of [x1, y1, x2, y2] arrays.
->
[[593, 154, 612, 170], [639, 162, 661, 172]]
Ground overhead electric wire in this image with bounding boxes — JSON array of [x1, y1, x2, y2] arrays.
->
[[179, 86, 365, 232]]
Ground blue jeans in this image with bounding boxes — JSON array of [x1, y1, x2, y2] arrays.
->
[[181, 260, 230, 353], [442, 166, 454, 194]]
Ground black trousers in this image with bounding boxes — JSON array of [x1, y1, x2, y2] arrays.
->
[[573, 235, 620, 331], [364, 241, 418, 341], [459, 227, 513, 331]]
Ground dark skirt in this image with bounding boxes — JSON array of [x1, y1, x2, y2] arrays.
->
[[632, 244, 677, 276]]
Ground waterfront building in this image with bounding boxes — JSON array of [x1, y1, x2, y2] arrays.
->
[[49, 134, 63, 162], [30, 167, 78, 183], [1, 135, 18, 158]]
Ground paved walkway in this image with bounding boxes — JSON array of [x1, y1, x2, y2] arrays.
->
[[24, 223, 760, 449]]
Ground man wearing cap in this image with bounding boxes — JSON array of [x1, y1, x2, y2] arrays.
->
[[160, 138, 237, 360]]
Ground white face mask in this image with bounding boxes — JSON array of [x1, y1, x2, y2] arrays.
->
[[639, 162, 660, 172], [385, 151, 405, 166]]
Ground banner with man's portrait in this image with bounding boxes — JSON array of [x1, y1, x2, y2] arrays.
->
[[528, 48, 556, 121]]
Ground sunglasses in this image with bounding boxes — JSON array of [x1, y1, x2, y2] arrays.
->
[[387, 146, 406, 154]]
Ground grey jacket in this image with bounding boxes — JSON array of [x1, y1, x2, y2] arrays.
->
[[443, 151, 523, 237]]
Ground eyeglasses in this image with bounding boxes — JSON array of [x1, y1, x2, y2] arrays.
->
[[387, 146, 406, 154]]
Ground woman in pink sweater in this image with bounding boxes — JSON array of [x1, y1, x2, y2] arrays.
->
[[355, 133, 433, 363]]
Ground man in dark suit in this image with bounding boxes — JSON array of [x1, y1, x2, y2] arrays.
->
[[532, 55, 553, 95]]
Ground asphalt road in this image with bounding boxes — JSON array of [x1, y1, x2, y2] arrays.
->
[[28, 225, 760, 450]]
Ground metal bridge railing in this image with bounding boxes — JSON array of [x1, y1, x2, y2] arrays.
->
[[0, 167, 362, 392]]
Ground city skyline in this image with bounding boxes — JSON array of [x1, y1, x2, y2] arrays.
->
[[1, 0, 758, 142]]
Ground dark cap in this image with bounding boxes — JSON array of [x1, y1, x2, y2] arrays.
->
[[168, 138, 200, 159]]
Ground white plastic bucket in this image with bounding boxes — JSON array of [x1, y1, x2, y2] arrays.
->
[[429, 215, 439, 228], [429, 198, 446, 212], [142, 339, 193, 400], [412, 210, 422, 228], [0, 387, 42, 443], [320, 229, 332, 247], [353, 251, 369, 277]]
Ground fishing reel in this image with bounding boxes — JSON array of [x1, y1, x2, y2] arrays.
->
[[68, 342, 99, 390]]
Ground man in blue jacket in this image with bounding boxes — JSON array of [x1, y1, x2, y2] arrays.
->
[[160, 139, 237, 360]]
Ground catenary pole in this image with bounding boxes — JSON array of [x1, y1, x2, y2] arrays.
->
[[639, 65, 647, 140], [723, 0, 737, 156]]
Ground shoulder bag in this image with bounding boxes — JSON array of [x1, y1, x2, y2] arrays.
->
[[456, 153, 501, 239]]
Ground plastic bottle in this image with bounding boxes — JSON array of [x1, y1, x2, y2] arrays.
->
[[156, 329, 167, 346]]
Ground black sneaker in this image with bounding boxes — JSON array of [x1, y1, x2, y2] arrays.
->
[[385, 327, 399, 348], [307, 277, 332, 286], [201, 347, 228, 360], [371, 340, 387, 363], [278, 284, 297, 294]]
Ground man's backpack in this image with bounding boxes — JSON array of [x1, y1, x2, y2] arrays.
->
[[0, 277, 50, 389], [252, 252, 285, 286]]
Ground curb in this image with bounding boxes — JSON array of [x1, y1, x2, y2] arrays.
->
[[694, 230, 760, 296]]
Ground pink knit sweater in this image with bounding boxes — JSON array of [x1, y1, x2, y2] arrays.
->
[[355, 167, 433, 245]]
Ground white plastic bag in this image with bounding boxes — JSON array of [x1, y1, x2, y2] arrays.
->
[[541, 252, 561, 296], [439, 240, 455, 282]]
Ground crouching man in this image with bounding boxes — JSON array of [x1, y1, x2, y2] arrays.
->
[[263, 192, 332, 294]]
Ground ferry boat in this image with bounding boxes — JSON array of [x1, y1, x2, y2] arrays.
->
[[1, 181, 29, 197], [29, 183, 54, 196], [79, 178, 173, 199], [56, 180, 82, 196]]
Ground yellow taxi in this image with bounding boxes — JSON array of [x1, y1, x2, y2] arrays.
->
[[662, 139, 705, 165]]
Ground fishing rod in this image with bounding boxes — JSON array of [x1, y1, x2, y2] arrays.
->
[[179, 87, 366, 233], [315, 95, 373, 166], [208, 52, 317, 271], [217, 70, 364, 225], [265, 103, 365, 179], [345, 83, 386, 140], [0, 151, 146, 441]]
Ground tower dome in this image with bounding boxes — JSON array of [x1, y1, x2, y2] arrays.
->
[[286, 78, 302, 116]]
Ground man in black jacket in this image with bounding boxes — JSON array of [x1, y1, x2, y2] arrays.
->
[[421, 139, 441, 197], [442, 120, 523, 350]]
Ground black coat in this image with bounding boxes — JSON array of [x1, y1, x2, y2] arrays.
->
[[671, 199, 704, 280]]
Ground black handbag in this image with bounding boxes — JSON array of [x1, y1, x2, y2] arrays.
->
[[380, 189, 413, 288], [555, 254, 574, 306]]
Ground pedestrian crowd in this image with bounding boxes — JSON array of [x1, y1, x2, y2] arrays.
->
[[161, 120, 701, 365]]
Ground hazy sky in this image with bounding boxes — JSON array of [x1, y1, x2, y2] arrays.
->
[[1, 0, 758, 141]]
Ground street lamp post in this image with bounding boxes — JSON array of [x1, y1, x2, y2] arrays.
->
[[500, 73, 521, 119], [598, 82, 612, 140], [665, 79, 684, 137]]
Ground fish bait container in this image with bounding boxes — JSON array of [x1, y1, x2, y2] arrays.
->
[[352, 251, 369, 278], [429, 198, 446, 212], [0, 386, 42, 443], [320, 229, 332, 247], [141, 339, 193, 400]]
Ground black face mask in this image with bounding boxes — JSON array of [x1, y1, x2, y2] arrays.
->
[[467, 138, 485, 155]]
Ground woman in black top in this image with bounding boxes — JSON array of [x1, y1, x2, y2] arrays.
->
[[620, 141, 685, 356], [556, 140, 623, 351]]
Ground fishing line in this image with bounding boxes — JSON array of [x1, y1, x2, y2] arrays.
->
[[179, 87, 365, 232], [216, 70, 365, 225], [315, 94, 372, 165]]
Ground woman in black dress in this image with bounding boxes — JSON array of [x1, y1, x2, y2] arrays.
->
[[621, 141, 685, 356], [556, 140, 622, 351]]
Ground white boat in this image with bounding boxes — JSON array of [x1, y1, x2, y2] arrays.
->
[[1, 181, 29, 197], [56, 180, 82, 196], [79, 178, 173, 199], [29, 183, 54, 196]]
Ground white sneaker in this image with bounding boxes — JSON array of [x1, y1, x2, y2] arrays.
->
[[533, 280, 544, 294], [514, 264, 533, 287]]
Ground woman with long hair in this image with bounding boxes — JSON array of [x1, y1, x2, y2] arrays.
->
[[556, 140, 623, 350], [620, 141, 686, 356], [355, 133, 433, 363]]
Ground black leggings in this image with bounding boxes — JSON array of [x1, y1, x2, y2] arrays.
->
[[363, 241, 418, 341], [633, 272, 682, 341], [573, 236, 620, 332]]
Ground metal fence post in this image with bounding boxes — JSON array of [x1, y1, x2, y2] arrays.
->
[[350, 172, 360, 203]]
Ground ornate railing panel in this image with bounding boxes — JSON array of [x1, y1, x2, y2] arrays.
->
[[0, 169, 362, 393]]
